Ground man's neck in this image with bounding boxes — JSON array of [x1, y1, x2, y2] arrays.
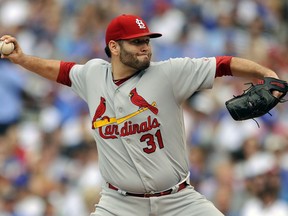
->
[[111, 61, 138, 81]]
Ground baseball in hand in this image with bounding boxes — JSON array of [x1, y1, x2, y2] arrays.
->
[[0, 41, 15, 55]]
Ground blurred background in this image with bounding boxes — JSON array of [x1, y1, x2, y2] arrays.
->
[[0, 0, 288, 215]]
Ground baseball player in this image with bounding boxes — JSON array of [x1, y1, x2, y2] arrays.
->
[[0, 14, 283, 216]]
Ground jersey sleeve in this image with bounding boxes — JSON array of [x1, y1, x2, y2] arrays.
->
[[215, 56, 233, 77], [68, 59, 109, 102], [56, 60, 92, 101], [68, 63, 89, 101], [57, 61, 76, 86], [165, 57, 216, 101], [56, 61, 89, 101]]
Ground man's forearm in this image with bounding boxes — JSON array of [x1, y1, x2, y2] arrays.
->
[[230, 57, 279, 79], [18, 55, 61, 81]]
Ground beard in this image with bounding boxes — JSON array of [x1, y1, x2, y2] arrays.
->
[[119, 47, 151, 71]]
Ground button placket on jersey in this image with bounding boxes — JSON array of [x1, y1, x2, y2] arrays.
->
[[113, 88, 126, 119], [114, 87, 153, 189], [118, 107, 123, 113], [125, 138, 131, 144]]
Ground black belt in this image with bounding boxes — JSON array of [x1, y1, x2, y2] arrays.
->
[[108, 181, 188, 198]]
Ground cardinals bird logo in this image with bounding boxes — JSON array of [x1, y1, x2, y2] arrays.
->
[[92, 97, 107, 129], [129, 88, 158, 115]]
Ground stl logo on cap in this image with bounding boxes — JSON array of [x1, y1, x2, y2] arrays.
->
[[135, 19, 146, 29], [105, 14, 162, 45]]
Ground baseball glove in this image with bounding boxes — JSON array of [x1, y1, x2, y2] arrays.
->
[[225, 77, 288, 121]]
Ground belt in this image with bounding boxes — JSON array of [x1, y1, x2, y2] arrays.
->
[[107, 181, 188, 198]]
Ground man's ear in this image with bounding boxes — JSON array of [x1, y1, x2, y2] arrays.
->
[[109, 40, 120, 56]]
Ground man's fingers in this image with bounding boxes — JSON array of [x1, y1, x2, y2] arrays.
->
[[0, 35, 16, 44]]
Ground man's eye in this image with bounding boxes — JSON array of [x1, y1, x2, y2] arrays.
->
[[144, 39, 150, 44], [130, 39, 150, 45], [133, 40, 141, 44]]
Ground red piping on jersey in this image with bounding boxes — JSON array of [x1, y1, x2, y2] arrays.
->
[[113, 70, 142, 86], [57, 61, 76, 86], [114, 77, 131, 86], [215, 56, 233, 77]]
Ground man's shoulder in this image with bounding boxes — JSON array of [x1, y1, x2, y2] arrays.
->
[[149, 59, 171, 68], [149, 58, 188, 70], [84, 58, 110, 68], [150, 57, 189, 66], [72, 58, 110, 77]]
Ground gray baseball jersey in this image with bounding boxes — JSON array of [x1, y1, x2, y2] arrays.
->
[[67, 57, 216, 194]]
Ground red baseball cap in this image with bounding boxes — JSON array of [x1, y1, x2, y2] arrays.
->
[[105, 14, 162, 45]]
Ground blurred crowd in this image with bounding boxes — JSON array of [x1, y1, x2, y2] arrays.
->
[[0, 0, 288, 215]]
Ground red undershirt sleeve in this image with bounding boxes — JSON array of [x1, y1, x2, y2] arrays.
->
[[215, 56, 233, 77], [56, 61, 76, 86]]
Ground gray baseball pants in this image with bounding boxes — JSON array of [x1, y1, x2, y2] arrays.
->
[[90, 185, 224, 216]]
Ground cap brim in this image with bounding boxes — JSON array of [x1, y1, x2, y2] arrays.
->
[[121, 32, 162, 40]]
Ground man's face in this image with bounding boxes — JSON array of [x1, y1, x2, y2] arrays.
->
[[118, 37, 152, 71]]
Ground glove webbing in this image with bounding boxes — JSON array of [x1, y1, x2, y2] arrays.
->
[[257, 77, 288, 101]]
